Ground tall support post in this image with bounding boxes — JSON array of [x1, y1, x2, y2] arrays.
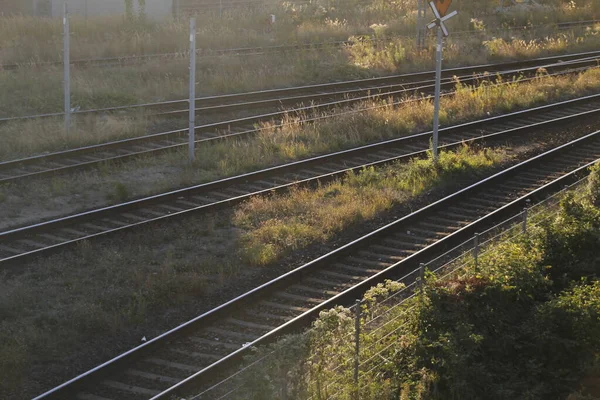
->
[[63, 3, 71, 135], [431, 26, 442, 162], [427, 2, 457, 163], [188, 18, 197, 163], [353, 299, 361, 397], [219, 0, 223, 18]]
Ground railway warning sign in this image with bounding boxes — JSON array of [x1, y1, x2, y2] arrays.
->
[[433, 0, 452, 17]]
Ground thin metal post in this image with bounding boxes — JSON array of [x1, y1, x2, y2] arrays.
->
[[63, 3, 71, 135], [219, 0, 223, 17], [432, 25, 442, 163], [522, 208, 528, 233], [419, 263, 425, 289], [473, 232, 480, 271], [188, 17, 196, 162], [353, 299, 361, 395]]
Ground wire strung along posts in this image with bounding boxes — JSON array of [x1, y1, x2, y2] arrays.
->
[[427, 0, 457, 162], [63, 2, 71, 135], [189, 17, 197, 163]]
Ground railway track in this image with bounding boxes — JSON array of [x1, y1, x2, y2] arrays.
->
[[33, 124, 600, 400], [1, 55, 598, 186], [1, 19, 597, 72], [3, 49, 600, 123], [3, 93, 600, 266]]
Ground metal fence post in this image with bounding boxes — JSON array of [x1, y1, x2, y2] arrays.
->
[[473, 233, 479, 271], [522, 208, 528, 233], [63, 2, 71, 135], [188, 17, 196, 163], [353, 299, 361, 396]]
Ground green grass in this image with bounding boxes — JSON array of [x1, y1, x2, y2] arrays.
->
[[234, 144, 508, 265]]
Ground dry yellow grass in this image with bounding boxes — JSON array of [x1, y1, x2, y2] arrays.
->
[[0, 6, 598, 118]]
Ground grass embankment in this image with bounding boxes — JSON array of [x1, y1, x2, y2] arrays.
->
[[235, 145, 507, 265], [0, 142, 528, 399], [0, 5, 598, 118], [2, 68, 600, 231], [235, 165, 600, 400]]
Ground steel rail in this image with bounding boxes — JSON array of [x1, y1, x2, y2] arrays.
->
[[1, 58, 598, 186], [33, 127, 600, 400], [2, 48, 600, 123], [2, 92, 600, 265]]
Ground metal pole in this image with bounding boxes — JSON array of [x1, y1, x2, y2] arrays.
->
[[220, 0, 223, 17], [353, 299, 361, 396], [419, 263, 425, 289], [473, 233, 479, 271], [63, 2, 71, 135], [432, 25, 442, 163], [188, 17, 196, 163], [522, 208, 528, 233]]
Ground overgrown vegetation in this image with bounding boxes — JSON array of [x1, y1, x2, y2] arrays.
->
[[234, 145, 507, 265], [232, 165, 600, 400]]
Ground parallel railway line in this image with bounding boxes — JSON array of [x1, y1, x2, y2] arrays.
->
[[2, 93, 600, 265], [1, 54, 599, 186], [33, 121, 600, 400], [3, 49, 600, 123]]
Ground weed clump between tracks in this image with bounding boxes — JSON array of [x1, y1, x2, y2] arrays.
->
[[234, 144, 508, 265]]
